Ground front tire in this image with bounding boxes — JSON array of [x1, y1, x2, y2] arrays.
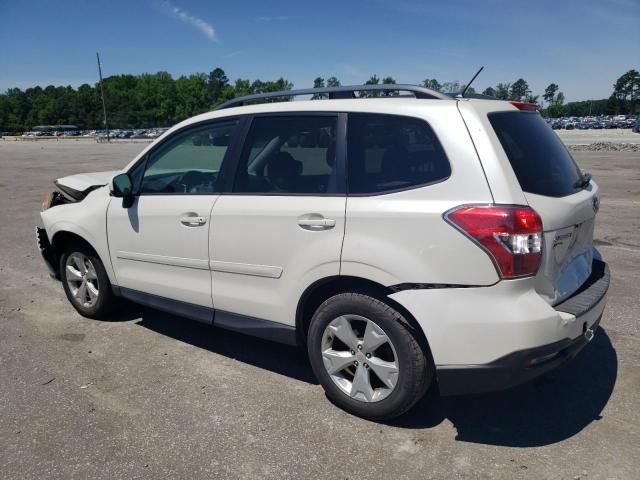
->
[[60, 243, 116, 319], [307, 293, 433, 420]]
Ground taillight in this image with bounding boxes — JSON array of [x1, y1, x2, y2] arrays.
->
[[510, 101, 538, 111], [445, 205, 543, 279]]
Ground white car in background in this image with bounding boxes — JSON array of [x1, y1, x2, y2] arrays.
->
[[37, 84, 609, 420]]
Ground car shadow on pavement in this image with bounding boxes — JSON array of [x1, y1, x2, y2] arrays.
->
[[135, 308, 318, 385], [135, 307, 617, 447], [391, 327, 618, 447]]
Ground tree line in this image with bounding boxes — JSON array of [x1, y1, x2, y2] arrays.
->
[[423, 70, 639, 117], [0, 68, 637, 131]]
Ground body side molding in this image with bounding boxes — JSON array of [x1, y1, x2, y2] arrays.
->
[[115, 287, 297, 345], [118, 287, 213, 324], [213, 310, 297, 346], [209, 260, 283, 278], [117, 251, 209, 270]]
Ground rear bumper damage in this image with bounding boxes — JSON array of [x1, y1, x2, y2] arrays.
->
[[436, 260, 609, 395]]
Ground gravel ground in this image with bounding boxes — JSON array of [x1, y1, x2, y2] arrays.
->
[[556, 129, 640, 145], [567, 142, 640, 152], [0, 141, 639, 480]]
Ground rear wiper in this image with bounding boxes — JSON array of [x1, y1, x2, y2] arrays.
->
[[574, 172, 592, 189]]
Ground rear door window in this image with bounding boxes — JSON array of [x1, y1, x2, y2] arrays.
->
[[488, 111, 582, 197], [346, 113, 450, 194]]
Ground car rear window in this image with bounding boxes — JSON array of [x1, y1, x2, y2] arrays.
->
[[347, 113, 450, 194], [488, 111, 583, 197]]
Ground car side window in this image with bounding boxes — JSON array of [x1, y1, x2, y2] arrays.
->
[[347, 113, 450, 194], [232, 116, 338, 195], [140, 120, 238, 194]]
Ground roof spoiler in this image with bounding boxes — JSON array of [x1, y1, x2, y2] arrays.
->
[[509, 101, 538, 111]]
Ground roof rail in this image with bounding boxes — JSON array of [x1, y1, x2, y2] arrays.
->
[[444, 92, 498, 100], [213, 84, 449, 110]]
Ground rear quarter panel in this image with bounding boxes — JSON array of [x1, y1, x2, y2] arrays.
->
[[456, 100, 526, 205], [341, 103, 499, 286]]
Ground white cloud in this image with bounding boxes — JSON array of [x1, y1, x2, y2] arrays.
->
[[160, 1, 217, 41], [222, 51, 241, 59], [256, 15, 295, 22]]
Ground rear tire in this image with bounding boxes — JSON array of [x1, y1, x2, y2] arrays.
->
[[307, 292, 433, 420], [59, 243, 116, 319]]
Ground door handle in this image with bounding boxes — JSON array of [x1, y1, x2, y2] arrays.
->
[[180, 215, 207, 226], [298, 217, 336, 230]]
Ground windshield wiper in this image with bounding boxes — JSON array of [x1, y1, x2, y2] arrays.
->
[[574, 172, 592, 190]]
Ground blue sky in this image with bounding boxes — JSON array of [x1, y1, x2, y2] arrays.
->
[[0, 0, 638, 101]]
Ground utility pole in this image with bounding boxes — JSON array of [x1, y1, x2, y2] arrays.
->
[[96, 52, 109, 141]]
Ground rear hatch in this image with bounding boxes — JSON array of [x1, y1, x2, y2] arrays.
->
[[488, 111, 598, 304]]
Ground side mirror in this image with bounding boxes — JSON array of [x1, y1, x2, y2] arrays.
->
[[111, 173, 134, 208]]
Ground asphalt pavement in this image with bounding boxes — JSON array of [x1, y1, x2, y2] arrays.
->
[[1, 141, 639, 479]]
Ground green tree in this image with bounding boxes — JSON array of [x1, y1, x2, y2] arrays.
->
[[543, 83, 559, 105], [0, 69, 295, 130], [524, 93, 539, 104], [495, 83, 511, 100], [482, 87, 496, 97], [613, 69, 640, 114], [234, 78, 252, 97], [509, 79, 530, 101], [381, 76, 398, 96], [312, 77, 326, 100], [422, 78, 441, 92], [207, 68, 229, 105], [441, 81, 461, 93], [175, 73, 210, 118], [360, 74, 381, 97], [326, 76, 341, 87], [546, 91, 565, 117]]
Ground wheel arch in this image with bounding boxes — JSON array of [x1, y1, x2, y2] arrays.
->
[[295, 275, 434, 362], [50, 230, 108, 278]]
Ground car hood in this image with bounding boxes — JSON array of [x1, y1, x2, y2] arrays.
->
[[54, 170, 120, 200]]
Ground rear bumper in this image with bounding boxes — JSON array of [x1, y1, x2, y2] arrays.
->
[[436, 260, 609, 395], [389, 259, 609, 396], [36, 226, 58, 279], [437, 314, 601, 395]]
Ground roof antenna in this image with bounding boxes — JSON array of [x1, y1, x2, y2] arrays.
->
[[460, 66, 484, 98]]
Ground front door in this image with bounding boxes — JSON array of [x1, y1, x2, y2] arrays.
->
[[210, 114, 346, 326], [107, 119, 239, 313]]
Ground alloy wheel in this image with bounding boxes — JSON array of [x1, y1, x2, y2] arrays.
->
[[65, 253, 99, 308], [321, 315, 399, 402]]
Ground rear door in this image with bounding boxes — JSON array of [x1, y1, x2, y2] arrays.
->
[[486, 110, 599, 304], [209, 114, 346, 326]]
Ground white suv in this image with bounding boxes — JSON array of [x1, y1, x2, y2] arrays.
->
[[37, 85, 609, 420]]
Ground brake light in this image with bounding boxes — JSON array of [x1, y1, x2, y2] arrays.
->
[[445, 205, 543, 279], [510, 101, 538, 111]]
